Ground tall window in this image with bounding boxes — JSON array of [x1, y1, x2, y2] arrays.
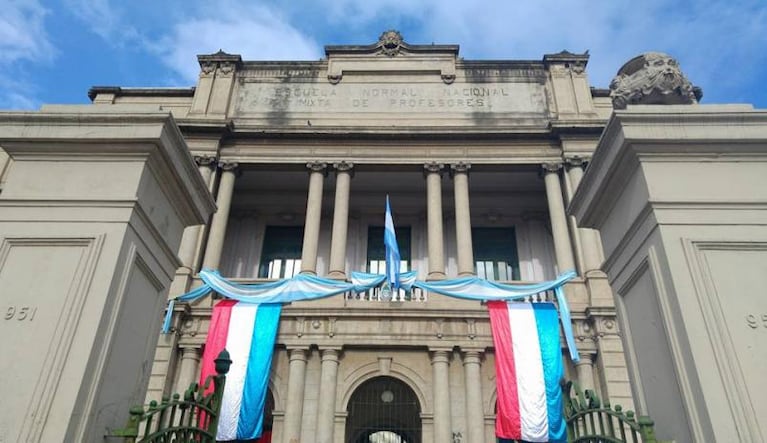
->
[[258, 226, 303, 279], [473, 227, 520, 281], [367, 226, 411, 274]]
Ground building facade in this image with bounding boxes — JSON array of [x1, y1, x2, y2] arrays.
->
[[83, 32, 633, 443]]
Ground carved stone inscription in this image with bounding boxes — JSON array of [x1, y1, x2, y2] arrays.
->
[[702, 247, 767, 437], [0, 239, 90, 442], [235, 81, 546, 116]]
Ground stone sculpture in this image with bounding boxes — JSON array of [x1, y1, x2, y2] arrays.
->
[[609, 52, 702, 109]]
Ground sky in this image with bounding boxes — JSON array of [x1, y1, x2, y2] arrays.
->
[[2, 0, 766, 110]]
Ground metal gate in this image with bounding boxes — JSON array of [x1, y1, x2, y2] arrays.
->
[[345, 376, 422, 443]]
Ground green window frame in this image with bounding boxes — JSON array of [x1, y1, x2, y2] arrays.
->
[[472, 227, 520, 281], [366, 226, 411, 274], [258, 226, 304, 279]]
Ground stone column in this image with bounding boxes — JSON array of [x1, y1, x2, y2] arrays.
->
[[462, 350, 486, 443], [566, 158, 602, 274], [328, 162, 353, 279], [202, 161, 238, 270], [567, 158, 613, 306], [300, 162, 327, 275], [283, 348, 308, 443], [574, 352, 596, 392], [451, 163, 475, 276], [542, 163, 576, 273], [424, 163, 446, 279], [174, 346, 201, 393], [177, 155, 217, 272], [316, 348, 341, 443], [430, 349, 452, 443]]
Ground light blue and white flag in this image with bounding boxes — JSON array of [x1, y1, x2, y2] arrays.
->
[[384, 195, 401, 290]]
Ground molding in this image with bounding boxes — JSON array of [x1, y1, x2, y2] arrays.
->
[[682, 239, 766, 440], [3, 235, 104, 442]]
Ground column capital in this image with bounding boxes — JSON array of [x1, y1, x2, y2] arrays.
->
[[219, 161, 239, 172], [194, 155, 217, 168], [574, 352, 595, 366], [565, 156, 587, 169], [178, 345, 202, 357], [333, 161, 354, 178], [320, 347, 342, 361], [423, 162, 445, 176], [461, 349, 483, 365], [306, 161, 328, 175], [429, 348, 452, 364], [288, 347, 309, 362], [541, 162, 563, 174], [450, 162, 471, 176]]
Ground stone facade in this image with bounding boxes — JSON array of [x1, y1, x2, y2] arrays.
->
[[2, 33, 636, 442]]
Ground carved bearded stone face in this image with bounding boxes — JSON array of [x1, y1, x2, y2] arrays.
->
[[609, 52, 699, 109]]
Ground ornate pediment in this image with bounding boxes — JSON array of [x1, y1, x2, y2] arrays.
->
[[324, 30, 458, 84]]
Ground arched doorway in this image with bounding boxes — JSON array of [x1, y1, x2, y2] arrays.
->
[[345, 376, 421, 443]]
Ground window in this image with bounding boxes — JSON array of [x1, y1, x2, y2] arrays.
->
[[473, 227, 520, 281], [258, 226, 303, 279], [366, 226, 411, 274]]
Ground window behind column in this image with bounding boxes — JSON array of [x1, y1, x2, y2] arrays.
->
[[258, 226, 303, 279], [472, 227, 520, 281], [366, 226, 411, 273]]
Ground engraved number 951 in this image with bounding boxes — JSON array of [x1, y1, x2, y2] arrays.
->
[[4, 306, 37, 321], [746, 314, 767, 329]]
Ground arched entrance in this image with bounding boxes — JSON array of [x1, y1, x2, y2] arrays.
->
[[345, 376, 421, 443]]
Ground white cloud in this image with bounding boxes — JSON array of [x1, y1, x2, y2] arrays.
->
[[152, 3, 321, 83], [309, 0, 767, 100], [63, 0, 140, 44], [0, 0, 55, 109], [0, 0, 54, 63]]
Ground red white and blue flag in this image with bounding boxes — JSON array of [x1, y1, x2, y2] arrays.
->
[[488, 301, 566, 442], [199, 300, 281, 441]]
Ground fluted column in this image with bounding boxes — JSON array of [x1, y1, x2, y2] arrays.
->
[[575, 352, 596, 392], [462, 350, 486, 443], [300, 162, 327, 275], [328, 162, 353, 279], [202, 161, 238, 270], [316, 348, 341, 443], [283, 347, 308, 443], [174, 346, 201, 393], [451, 163, 475, 276], [424, 163, 446, 279], [542, 163, 576, 273], [177, 155, 217, 271], [431, 349, 452, 442]]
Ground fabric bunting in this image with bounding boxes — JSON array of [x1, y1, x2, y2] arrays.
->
[[163, 269, 579, 361], [488, 301, 566, 442], [198, 300, 281, 441]]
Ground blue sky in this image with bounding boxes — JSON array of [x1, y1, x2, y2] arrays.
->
[[3, 0, 766, 110]]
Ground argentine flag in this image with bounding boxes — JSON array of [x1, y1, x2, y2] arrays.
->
[[384, 195, 401, 290]]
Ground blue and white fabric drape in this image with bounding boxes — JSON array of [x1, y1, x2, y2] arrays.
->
[[163, 269, 579, 361]]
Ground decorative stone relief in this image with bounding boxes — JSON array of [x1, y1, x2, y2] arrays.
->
[[200, 62, 216, 77], [609, 52, 703, 109], [218, 61, 236, 77], [378, 30, 404, 57], [465, 319, 477, 340], [423, 162, 445, 176], [541, 162, 562, 174]]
